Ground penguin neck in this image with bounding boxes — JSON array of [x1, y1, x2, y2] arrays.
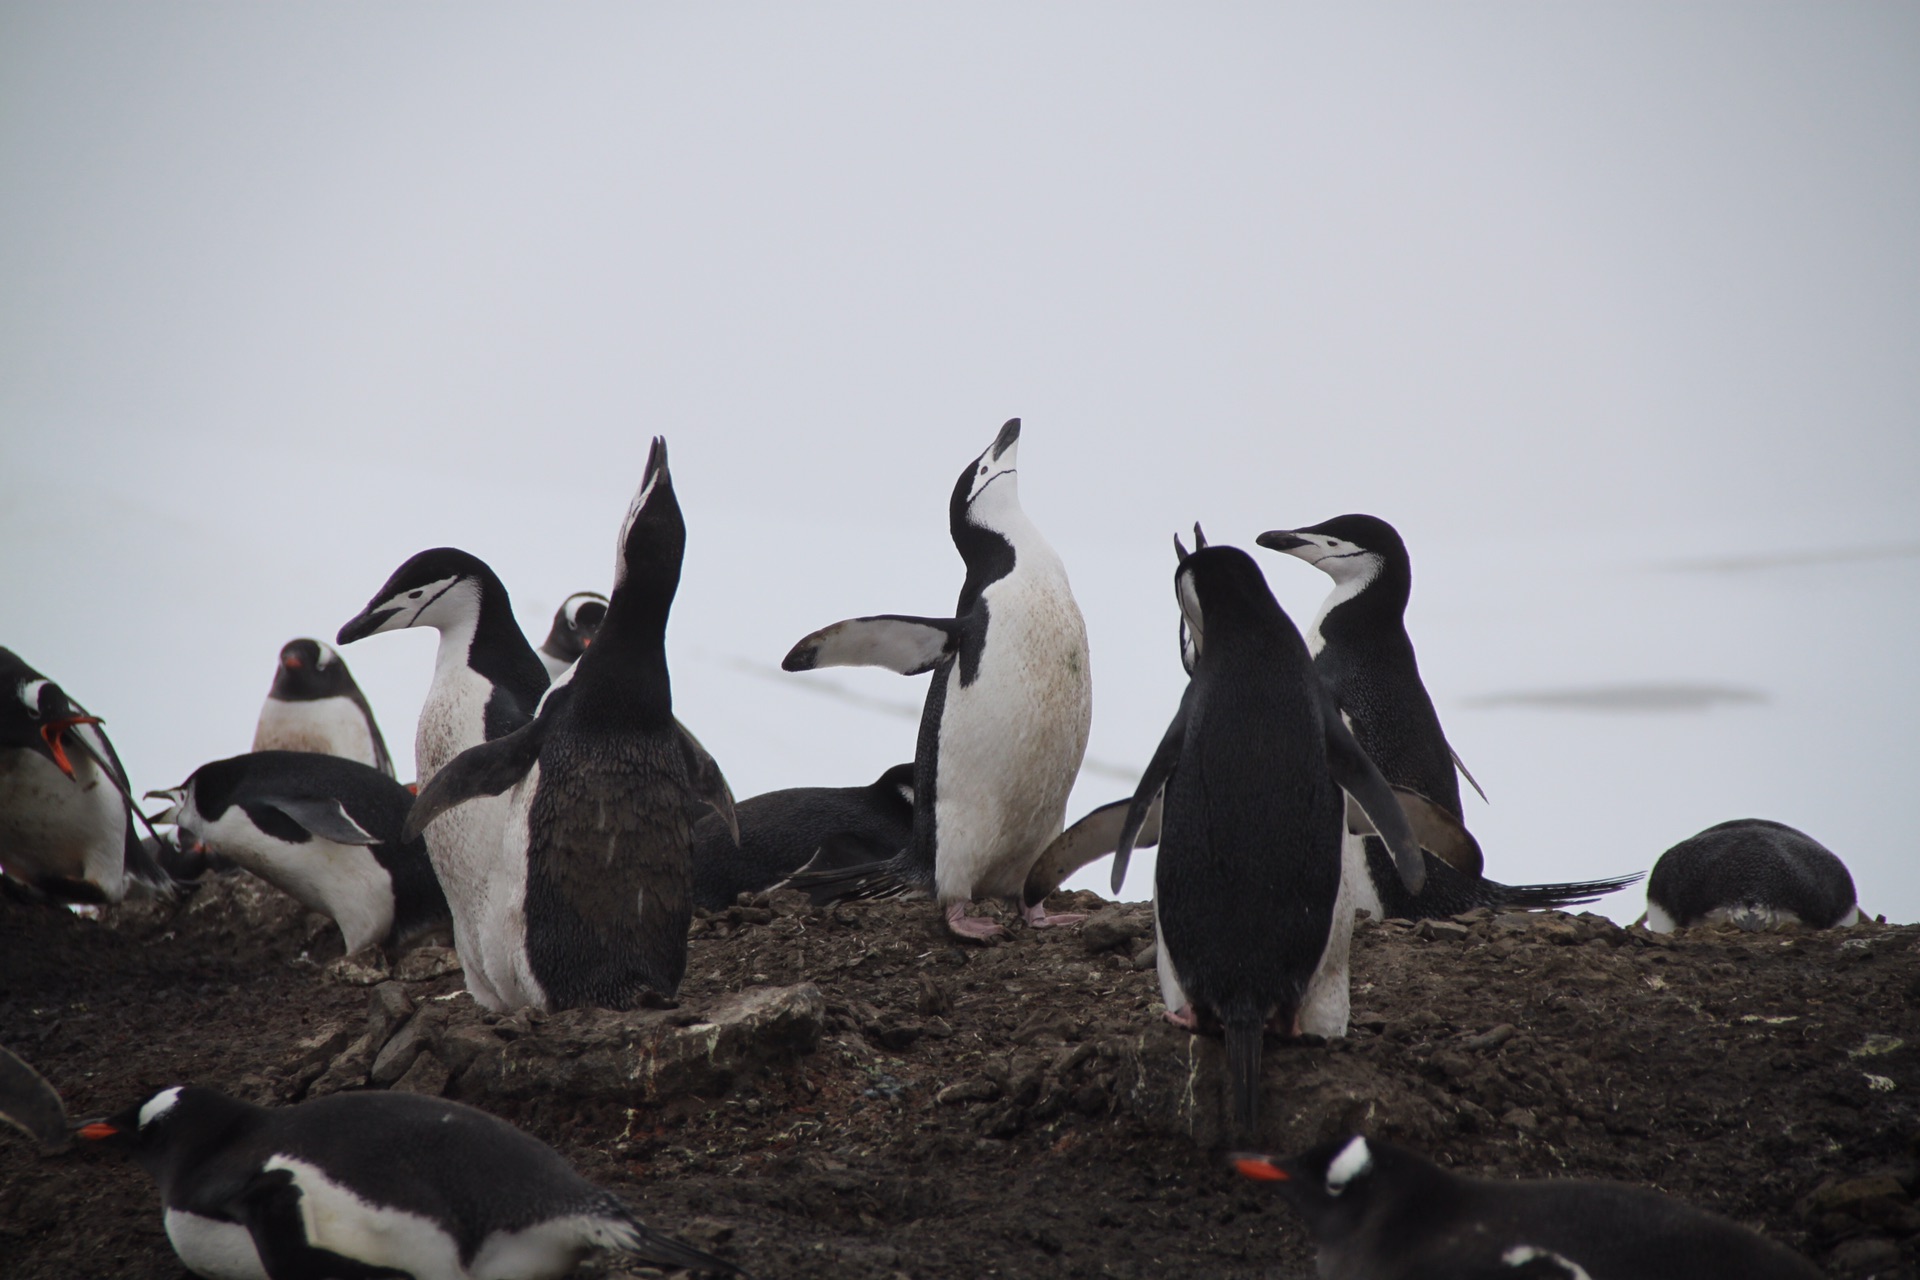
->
[[141, 1093, 264, 1184], [1307, 555, 1407, 657], [952, 505, 1050, 611], [573, 591, 674, 726], [430, 576, 529, 682]]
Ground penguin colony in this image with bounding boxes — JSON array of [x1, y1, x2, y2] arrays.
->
[[0, 418, 1868, 1278]]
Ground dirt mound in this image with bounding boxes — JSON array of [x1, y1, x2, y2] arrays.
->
[[3, 877, 1917, 1278]]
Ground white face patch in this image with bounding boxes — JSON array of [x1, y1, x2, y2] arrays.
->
[[18, 678, 48, 713], [614, 462, 664, 585], [315, 642, 338, 670], [1175, 567, 1203, 662], [1324, 1135, 1373, 1195], [561, 592, 605, 625], [140, 1086, 184, 1129], [1502, 1245, 1592, 1279]]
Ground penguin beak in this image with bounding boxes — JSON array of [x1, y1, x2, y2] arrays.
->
[[39, 716, 99, 780], [283, 654, 303, 670], [1255, 530, 1312, 555], [75, 1121, 119, 1141], [337, 607, 399, 646], [143, 788, 186, 826], [990, 417, 1020, 461], [1231, 1155, 1291, 1183]]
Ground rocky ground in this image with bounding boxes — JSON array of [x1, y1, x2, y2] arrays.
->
[[3, 875, 1917, 1279]]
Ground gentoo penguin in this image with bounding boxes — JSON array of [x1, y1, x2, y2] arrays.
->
[[537, 591, 609, 679], [1114, 543, 1424, 1140], [146, 751, 450, 955], [698, 763, 914, 910], [252, 638, 396, 779], [79, 1085, 742, 1278], [0, 647, 172, 903], [780, 418, 1093, 939], [1233, 1134, 1822, 1280], [337, 547, 549, 1008], [1646, 818, 1859, 932], [404, 438, 738, 1012], [1258, 516, 1641, 919]]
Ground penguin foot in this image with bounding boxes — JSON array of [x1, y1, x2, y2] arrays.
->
[[945, 902, 1006, 941], [1163, 1005, 1201, 1032], [1020, 902, 1088, 929]]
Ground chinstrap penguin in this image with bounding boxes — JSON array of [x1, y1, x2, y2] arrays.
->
[[537, 591, 609, 679], [252, 638, 396, 779], [700, 763, 914, 910], [1115, 543, 1425, 1140], [404, 438, 738, 1012], [780, 418, 1093, 940], [1646, 818, 1858, 932], [146, 751, 450, 956], [1233, 1134, 1822, 1279], [0, 647, 172, 903], [79, 1084, 743, 1279]]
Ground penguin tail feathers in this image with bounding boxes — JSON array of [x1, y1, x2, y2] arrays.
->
[[603, 1214, 747, 1276], [1225, 1020, 1264, 1145], [775, 834, 929, 906], [1495, 871, 1645, 912]]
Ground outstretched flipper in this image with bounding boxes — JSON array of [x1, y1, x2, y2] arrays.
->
[[0, 1045, 67, 1151], [781, 615, 960, 676], [1023, 793, 1164, 908], [675, 720, 739, 845], [1319, 693, 1426, 895], [402, 691, 565, 842], [1113, 686, 1191, 893]]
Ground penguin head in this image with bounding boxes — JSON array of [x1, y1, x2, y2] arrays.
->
[[1171, 543, 1294, 668], [1231, 1134, 1392, 1242], [612, 437, 685, 599], [0, 650, 101, 781], [269, 639, 356, 702], [1256, 514, 1401, 590], [76, 1086, 242, 1174], [337, 548, 497, 644], [873, 762, 917, 809], [543, 591, 610, 664], [949, 418, 1023, 537]]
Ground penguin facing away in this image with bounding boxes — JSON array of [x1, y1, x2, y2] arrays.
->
[[1233, 1134, 1822, 1280], [1114, 543, 1424, 1141], [779, 418, 1093, 940], [0, 647, 173, 903], [404, 438, 738, 1012], [1646, 818, 1859, 932], [146, 751, 450, 956], [538, 591, 609, 680], [78, 1085, 743, 1279], [695, 763, 914, 910], [252, 638, 396, 779]]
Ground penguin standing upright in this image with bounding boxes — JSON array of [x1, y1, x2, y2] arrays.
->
[[1259, 516, 1640, 918], [336, 547, 549, 1007], [1113, 543, 1424, 1140], [78, 1085, 742, 1278], [252, 639, 396, 778], [780, 419, 1093, 939], [1233, 1134, 1822, 1279], [1646, 818, 1859, 932], [0, 648, 172, 903], [404, 439, 738, 1012], [697, 763, 915, 909], [537, 591, 610, 679]]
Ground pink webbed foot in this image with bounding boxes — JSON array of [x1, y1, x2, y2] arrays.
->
[[1021, 901, 1088, 929], [945, 901, 1005, 941], [1163, 1004, 1201, 1032]]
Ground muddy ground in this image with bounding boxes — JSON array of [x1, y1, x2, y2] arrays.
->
[[3, 875, 1917, 1279]]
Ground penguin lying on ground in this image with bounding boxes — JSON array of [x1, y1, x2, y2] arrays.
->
[[79, 1084, 743, 1278], [0, 647, 173, 903], [404, 439, 738, 1011], [1259, 516, 1641, 917], [252, 638, 395, 779], [1115, 542, 1426, 1141], [337, 546, 550, 1008], [1646, 818, 1858, 932], [537, 590, 609, 679], [146, 751, 450, 956], [1233, 1134, 1822, 1279], [699, 763, 914, 910], [780, 419, 1093, 940]]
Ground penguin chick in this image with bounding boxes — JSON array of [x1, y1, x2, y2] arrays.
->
[[697, 763, 914, 910], [146, 751, 450, 956], [1233, 1134, 1821, 1280], [252, 638, 396, 779], [79, 1085, 744, 1279], [1646, 818, 1858, 932], [537, 591, 609, 679]]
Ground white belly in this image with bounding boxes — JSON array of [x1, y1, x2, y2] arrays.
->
[[1297, 830, 1360, 1038], [0, 748, 128, 897], [253, 697, 379, 772], [195, 809, 394, 954], [469, 766, 544, 1012], [164, 1209, 270, 1280], [414, 665, 494, 784]]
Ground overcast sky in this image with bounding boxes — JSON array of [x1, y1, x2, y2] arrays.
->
[[3, 4, 1915, 923]]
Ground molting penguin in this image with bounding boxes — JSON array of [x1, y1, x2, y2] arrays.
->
[[1233, 1134, 1822, 1280], [146, 751, 450, 955], [1646, 819, 1858, 932], [697, 763, 914, 910], [78, 1085, 743, 1279], [1258, 516, 1641, 919], [0, 648, 172, 903], [252, 639, 396, 779], [1114, 544, 1424, 1140], [538, 591, 609, 679], [780, 418, 1093, 939], [404, 438, 738, 1012]]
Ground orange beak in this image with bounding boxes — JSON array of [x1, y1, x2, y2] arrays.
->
[[76, 1122, 119, 1141], [41, 716, 100, 780], [1232, 1157, 1289, 1183]]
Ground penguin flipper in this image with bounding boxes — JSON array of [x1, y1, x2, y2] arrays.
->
[[235, 1166, 405, 1280], [403, 710, 553, 842], [675, 719, 739, 846], [1114, 687, 1190, 894], [1320, 698, 1426, 895], [1024, 794, 1164, 908], [1361, 786, 1484, 880], [1450, 745, 1489, 804], [781, 615, 959, 676], [264, 798, 380, 847], [0, 1045, 68, 1151]]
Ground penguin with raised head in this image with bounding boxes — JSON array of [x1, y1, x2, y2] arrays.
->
[[699, 763, 914, 909], [1259, 515, 1640, 918], [1233, 1134, 1822, 1279], [1113, 542, 1425, 1141], [337, 547, 549, 1007], [0, 648, 172, 903], [780, 418, 1093, 939], [403, 438, 738, 1012], [78, 1084, 743, 1278], [1646, 819, 1858, 932], [538, 590, 609, 679], [146, 751, 449, 955], [252, 638, 396, 779]]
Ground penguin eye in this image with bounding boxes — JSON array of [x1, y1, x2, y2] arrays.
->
[[978, 465, 988, 476], [408, 590, 423, 600]]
